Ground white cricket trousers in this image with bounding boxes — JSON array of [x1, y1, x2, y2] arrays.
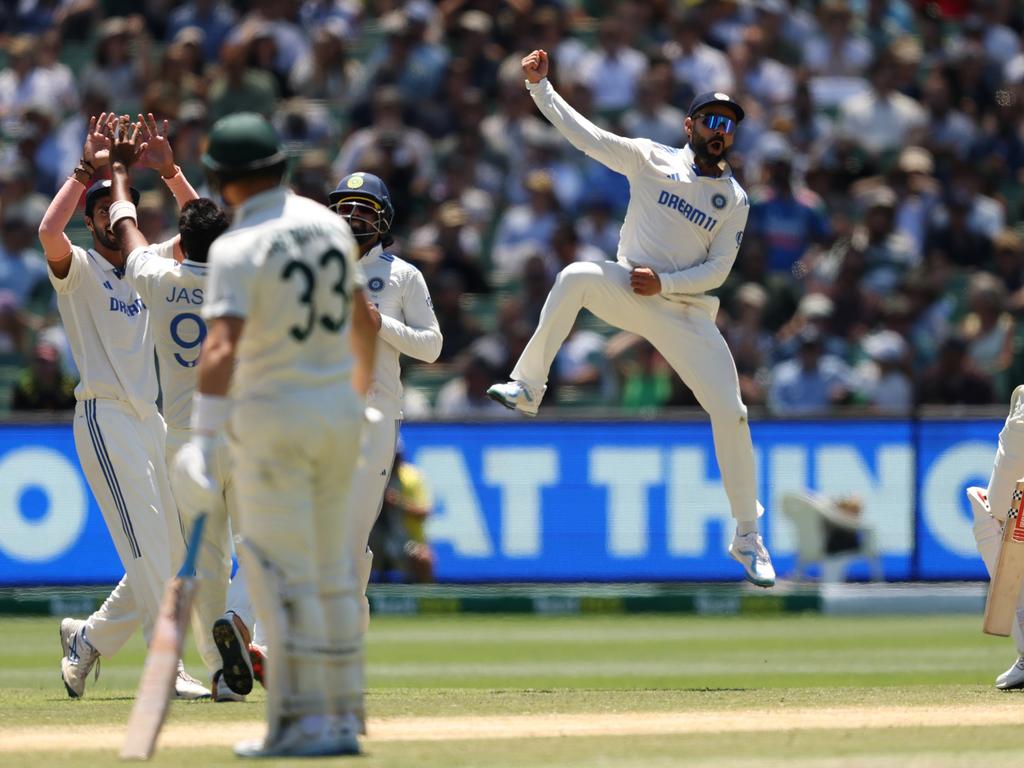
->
[[72, 399, 183, 655], [347, 414, 400, 632], [167, 426, 237, 677], [512, 261, 761, 522], [231, 385, 365, 716]]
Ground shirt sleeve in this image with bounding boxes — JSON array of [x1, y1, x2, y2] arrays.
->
[[378, 268, 442, 363], [658, 203, 750, 295], [527, 78, 647, 177], [46, 245, 88, 294], [203, 242, 256, 320], [124, 245, 176, 305]]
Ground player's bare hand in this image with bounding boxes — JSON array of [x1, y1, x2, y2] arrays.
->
[[367, 301, 382, 331], [83, 113, 113, 167], [110, 120, 145, 168], [137, 113, 177, 178], [521, 49, 549, 83], [630, 267, 661, 296]]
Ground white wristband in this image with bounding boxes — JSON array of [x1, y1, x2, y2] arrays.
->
[[191, 392, 230, 435], [108, 200, 137, 227]]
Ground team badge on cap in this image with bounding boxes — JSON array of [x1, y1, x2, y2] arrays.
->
[[714, 92, 731, 101], [347, 175, 365, 189]]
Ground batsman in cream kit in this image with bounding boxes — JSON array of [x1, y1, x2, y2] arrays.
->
[[488, 49, 775, 586]]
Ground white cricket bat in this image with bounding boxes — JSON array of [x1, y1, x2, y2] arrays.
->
[[983, 482, 1024, 637], [121, 514, 207, 761]]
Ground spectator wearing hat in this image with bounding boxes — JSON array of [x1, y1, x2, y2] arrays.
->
[[853, 330, 913, 414], [746, 132, 830, 278], [768, 325, 854, 416], [918, 333, 994, 406], [961, 271, 1016, 397], [11, 342, 76, 411]]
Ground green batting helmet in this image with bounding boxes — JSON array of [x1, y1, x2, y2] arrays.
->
[[201, 112, 286, 185]]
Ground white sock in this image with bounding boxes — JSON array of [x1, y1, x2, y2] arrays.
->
[[736, 520, 758, 536]]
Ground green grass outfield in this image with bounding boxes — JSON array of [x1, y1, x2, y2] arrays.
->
[[3, 613, 1024, 766]]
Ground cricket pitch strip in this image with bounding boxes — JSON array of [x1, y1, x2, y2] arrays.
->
[[3, 704, 1023, 752]]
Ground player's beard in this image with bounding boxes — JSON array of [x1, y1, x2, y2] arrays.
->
[[691, 131, 729, 167], [93, 225, 120, 251]]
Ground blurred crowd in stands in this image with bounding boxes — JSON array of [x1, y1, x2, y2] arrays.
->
[[1, 0, 1023, 417]]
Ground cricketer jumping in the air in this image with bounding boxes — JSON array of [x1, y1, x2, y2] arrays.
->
[[968, 384, 1024, 689], [328, 172, 442, 633], [487, 49, 775, 587], [175, 113, 377, 758], [44, 114, 206, 699]]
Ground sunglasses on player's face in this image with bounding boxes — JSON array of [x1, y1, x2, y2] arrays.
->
[[696, 113, 737, 135]]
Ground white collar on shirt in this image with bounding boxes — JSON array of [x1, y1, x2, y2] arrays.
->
[[359, 243, 384, 264]]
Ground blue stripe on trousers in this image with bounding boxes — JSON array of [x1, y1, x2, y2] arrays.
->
[[84, 400, 142, 559]]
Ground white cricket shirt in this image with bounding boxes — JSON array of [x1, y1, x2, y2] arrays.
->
[[124, 242, 207, 431], [47, 245, 158, 417], [360, 244, 442, 417], [203, 188, 362, 403], [527, 78, 750, 307]]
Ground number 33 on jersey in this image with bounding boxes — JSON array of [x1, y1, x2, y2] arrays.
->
[[202, 189, 363, 402]]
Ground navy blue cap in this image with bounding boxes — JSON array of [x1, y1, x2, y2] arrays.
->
[[85, 179, 140, 218], [688, 91, 745, 122]]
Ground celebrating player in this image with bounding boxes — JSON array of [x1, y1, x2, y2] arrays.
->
[[47, 114, 208, 699], [328, 171, 442, 636], [175, 113, 377, 757], [967, 385, 1024, 689], [486, 49, 775, 587], [102, 117, 258, 703]]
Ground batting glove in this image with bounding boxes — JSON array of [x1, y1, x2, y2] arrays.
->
[[173, 434, 222, 514]]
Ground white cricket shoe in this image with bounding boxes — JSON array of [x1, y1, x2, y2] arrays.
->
[[729, 531, 776, 588], [996, 656, 1024, 689], [212, 612, 254, 695], [324, 713, 363, 756], [486, 380, 544, 417], [212, 670, 246, 702], [235, 716, 356, 758], [59, 618, 100, 698], [175, 662, 212, 699]]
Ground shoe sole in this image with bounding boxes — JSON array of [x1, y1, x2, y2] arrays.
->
[[213, 618, 254, 695], [486, 389, 538, 418], [234, 738, 359, 758], [729, 549, 775, 589]]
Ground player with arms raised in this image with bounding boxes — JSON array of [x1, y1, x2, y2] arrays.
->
[[174, 113, 377, 757], [328, 171, 441, 637], [487, 49, 775, 586]]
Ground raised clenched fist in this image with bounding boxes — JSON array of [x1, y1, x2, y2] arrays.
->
[[521, 49, 549, 84]]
